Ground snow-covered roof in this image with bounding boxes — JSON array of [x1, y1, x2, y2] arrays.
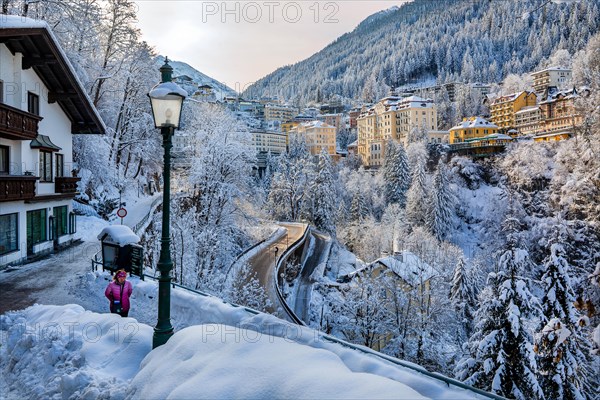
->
[[491, 91, 535, 104], [465, 133, 513, 142], [97, 225, 140, 246], [514, 106, 540, 114], [532, 66, 571, 75], [539, 87, 579, 104], [343, 251, 436, 286], [450, 117, 498, 131], [0, 15, 47, 28], [301, 120, 335, 129], [376, 251, 436, 286], [347, 140, 358, 147], [0, 16, 106, 135]]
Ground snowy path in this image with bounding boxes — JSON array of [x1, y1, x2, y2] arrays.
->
[[0, 195, 160, 317], [113, 192, 161, 229]]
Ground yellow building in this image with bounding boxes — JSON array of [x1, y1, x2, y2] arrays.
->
[[489, 91, 537, 132], [449, 117, 498, 144], [291, 121, 336, 156], [281, 121, 300, 135], [357, 95, 438, 167]]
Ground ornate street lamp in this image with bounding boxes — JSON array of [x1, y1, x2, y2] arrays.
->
[[148, 57, 186, 349]]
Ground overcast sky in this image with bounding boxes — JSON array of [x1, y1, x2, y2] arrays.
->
[[134, 1, 407, 91]]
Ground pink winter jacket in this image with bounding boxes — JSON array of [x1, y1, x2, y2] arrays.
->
[[105, 281, 133, 311]]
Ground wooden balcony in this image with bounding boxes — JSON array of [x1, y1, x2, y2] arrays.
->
[[0, 175, 37, 202], [55, 176, 80, 194], [0, 103, 42, 140]]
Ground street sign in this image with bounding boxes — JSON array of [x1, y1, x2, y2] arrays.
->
[[117, 208, 127, 218]]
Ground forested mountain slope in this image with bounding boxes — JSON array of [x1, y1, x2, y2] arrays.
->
[[244, 0, 600, 104]]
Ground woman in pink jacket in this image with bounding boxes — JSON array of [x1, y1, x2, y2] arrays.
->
[[105, 269, 133, 317]]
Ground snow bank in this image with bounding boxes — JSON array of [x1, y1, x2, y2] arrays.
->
[[128, 324, 427, 400], [0, 278, 487, 400], [75, 216, 110, 242], [0, 304, 152, 399]]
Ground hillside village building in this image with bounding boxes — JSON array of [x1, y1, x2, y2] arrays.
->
[[0, 20, 105, 266], [317, 113, 342, 132], [415, 82, 491, 102], [357, 95, 440, 167], [534, 87, 584, 141], [264, 103, 298, 122], [532, 67, 572, 94], [489, 91, 537, 132], [290, 121, 336, 156], [449, 117, 499, 144]]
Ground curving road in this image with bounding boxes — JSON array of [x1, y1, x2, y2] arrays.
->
[[292, 231, 331, 323], [245, 223, 306, 321]]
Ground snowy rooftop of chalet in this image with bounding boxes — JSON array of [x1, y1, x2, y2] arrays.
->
[[450, 117, 498, 130]]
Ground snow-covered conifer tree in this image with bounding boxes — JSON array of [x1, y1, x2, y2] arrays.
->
[[405, 144, 429, 227], [311, 149, 338, 235], [428, 159, 455, 241], [534, 237, 592, 400], [456, 218, 543, 399], [382, 140, 411, 207], [450, 257, 476, 337]]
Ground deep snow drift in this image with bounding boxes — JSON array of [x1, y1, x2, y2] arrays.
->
[[0, 280, 489, 399]]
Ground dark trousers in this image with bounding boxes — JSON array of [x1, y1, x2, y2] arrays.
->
[[110, 305, 129, 317]]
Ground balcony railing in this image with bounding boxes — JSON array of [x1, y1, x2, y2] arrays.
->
[[0, 175, 37, 202], [0, 103, 42, 140], [55, 176, 81, 194]]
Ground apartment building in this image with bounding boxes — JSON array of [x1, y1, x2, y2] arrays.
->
[[251, 130, 287, 154], [514, 106, 544, 136], [290, 121, 336, 156], [264, 103, 298, 122], [532, 67, 572, 94], [357, 95, 438, 167], [535, 87, 583, 141], [489, 91, 537, 132]]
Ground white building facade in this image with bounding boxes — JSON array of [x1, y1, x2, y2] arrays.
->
[[0, 19, 105, 266]]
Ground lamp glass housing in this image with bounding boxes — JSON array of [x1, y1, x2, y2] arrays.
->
[[148, 82, 186, 128]]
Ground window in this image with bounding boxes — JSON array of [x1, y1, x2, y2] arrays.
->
[[0, 80, 4, 104], [53, 206, 68, 238], [27, 209, 47, 247], [0, 213, 18, 255], [69, 211, 76, 234], [0, 145, 8, 174], [39, 151, 52, 182], [55, 154, 64, 178], [28, 92, 39, 115]]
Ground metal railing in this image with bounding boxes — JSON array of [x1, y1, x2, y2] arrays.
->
[[132, 196, 162, 235], [274, 224, 310, 326]]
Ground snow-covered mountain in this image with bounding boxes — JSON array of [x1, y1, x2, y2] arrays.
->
[[156, 55, 237, 100], [244, 0, 599, 104]]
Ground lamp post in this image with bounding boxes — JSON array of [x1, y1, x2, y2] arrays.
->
[[148, 58, 186, 349]]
